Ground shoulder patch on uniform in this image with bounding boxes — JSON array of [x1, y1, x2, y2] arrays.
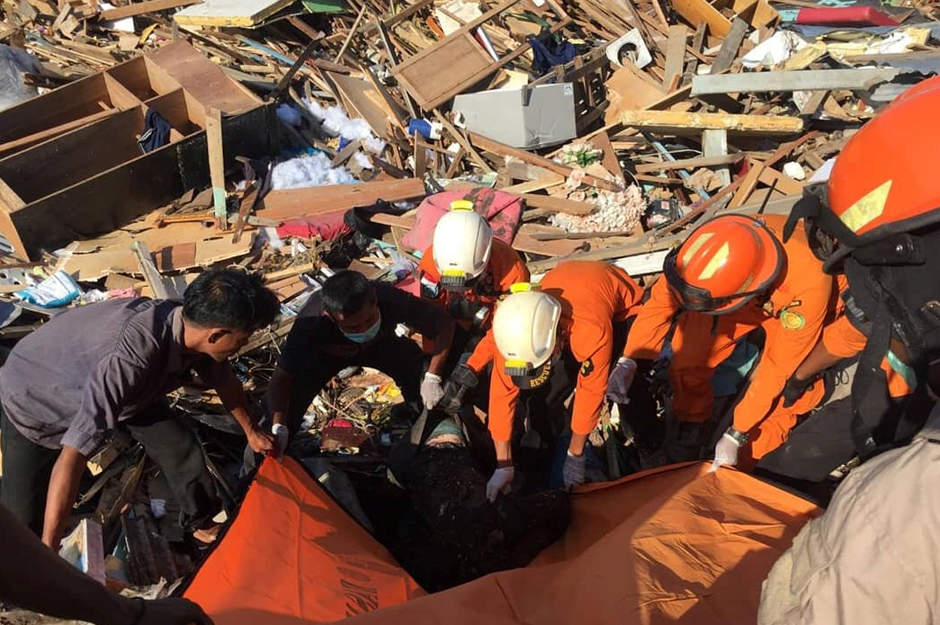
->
[[581, 358, 595, 376], [780, 309, 806, 331]]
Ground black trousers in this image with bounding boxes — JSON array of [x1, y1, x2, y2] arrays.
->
[[0, 403, 218, 536]]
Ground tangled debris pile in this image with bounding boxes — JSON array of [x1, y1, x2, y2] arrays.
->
[[0, 0, 939, 611]]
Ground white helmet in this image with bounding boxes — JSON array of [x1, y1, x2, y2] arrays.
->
[[432, 200, 493, 290], [493, 283, 562, 383]]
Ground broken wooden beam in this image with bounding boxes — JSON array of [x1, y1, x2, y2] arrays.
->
[[99, 0, 200, 20], [469, 132, 621, 192], [691, 67, 900, 96], [709, 18, 749, 74], [619, 109, 804, 135]]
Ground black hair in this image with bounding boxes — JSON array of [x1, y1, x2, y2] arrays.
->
[[183, 269, 279, 331], [322, 270, 376, 317]]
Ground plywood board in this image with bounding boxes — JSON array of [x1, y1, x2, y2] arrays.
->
[[257, 178, 427, 222], [146, 42, 260, 115], [604, 67, 666, 124], [394, 33, 495, 109], [664, 25, 688, 89], [173, 0, 295, 26], [57, 219, 256, 280]]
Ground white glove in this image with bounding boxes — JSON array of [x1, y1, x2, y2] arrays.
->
[[709, 433, 741, 472], [606, 358, 637, 404], [485, 466, 514, 502], [271, 423, 289, 459], [562, 451, 586, 490], [421, 372, 445, 410]]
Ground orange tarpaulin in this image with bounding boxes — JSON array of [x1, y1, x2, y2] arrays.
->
[[185, 458, 821, 624], [184, 458, 424, 624]]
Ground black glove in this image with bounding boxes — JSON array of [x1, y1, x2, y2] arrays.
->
[[782, 375, 812, 408], [439, 364, 479, 414]]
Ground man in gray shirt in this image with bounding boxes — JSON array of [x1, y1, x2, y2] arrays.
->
[[0, 269, 279, 549]]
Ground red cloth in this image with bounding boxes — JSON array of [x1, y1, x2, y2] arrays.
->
[[276, 211, 351, 241], [401, 188, 523, 252], [795, 7, 899, 26]]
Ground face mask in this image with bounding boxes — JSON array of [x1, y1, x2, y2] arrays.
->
[[342, 314, 382, 344]]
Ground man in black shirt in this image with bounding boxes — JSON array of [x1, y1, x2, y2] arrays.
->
[[265, 271, 455, 455]]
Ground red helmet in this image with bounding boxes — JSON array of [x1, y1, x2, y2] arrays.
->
[[785, 75, 940, 271], [664, 215, 783, 314]]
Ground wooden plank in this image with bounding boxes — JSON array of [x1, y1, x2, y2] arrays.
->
[[635, 152, 743, 173], [692, 67, 900, 96], [663, 25, 688, 90], [512, 223, 587, 256], [619, 109, 803, 135], [709, 18, 748, 74], [173, 0, 296, 26], [520, 194, 595, 216], [269, 37, 321, 101], [333, 3, 368, 63], [702, 128, 730, 186], [502, 179, 563, 194], [469, 132, 621, 191], [0, 108, 120, 158], [205, 107, 227, 229], [256, 179, 426, 221], [99, 0, 200, 20], [671, 0, 731, 37]]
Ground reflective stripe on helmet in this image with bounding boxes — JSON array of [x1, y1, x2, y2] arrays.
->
[[839, 179, 892, 234]]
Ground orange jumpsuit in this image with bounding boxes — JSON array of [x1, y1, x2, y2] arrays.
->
[[737, 312, 918, 469], [623, 214, 838, 461], [418, 237, 529, 373], [488, 261, 643, 443]]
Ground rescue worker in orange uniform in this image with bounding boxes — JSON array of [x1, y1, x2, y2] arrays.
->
[[417, 201, 529, 402], [779, 75, 940, 459], [607, 214, 837, 469], [486, 261, 643, 500]]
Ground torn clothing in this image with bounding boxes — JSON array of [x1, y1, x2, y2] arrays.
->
[[488, 262, 642, 442], [0, 298, 226, 457], [418, 238, 529, 373]]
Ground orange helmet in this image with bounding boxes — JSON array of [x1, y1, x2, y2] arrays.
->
[[784, 75, 940, 271], [664, 215, 783, 314]]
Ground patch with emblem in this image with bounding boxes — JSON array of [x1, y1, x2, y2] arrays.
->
[[581, 358, 595, 376], [780, 309, 806, 331]]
